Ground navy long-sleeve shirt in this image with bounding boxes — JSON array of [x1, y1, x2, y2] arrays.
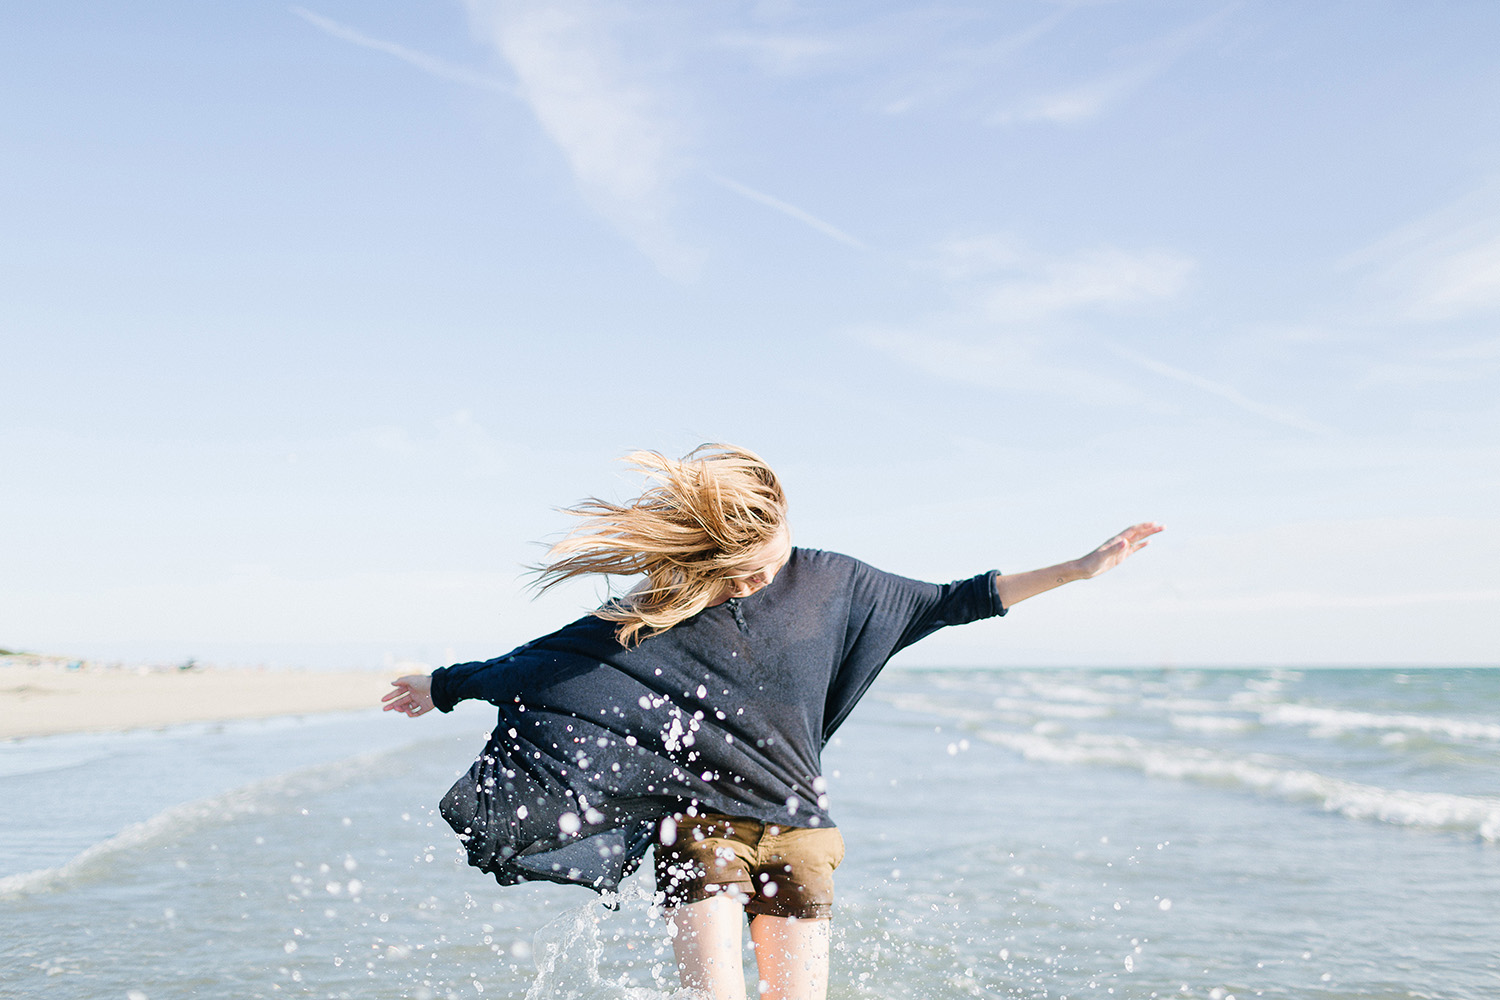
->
[[431, 548, 1005, 892]]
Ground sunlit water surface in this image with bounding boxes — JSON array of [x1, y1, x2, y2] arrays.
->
[[4, 668, 1498, 999]]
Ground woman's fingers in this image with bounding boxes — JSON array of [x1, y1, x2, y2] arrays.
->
[[383, 679, 434, 717], [1110, 523, 1162, 555], [1082, 523, 1162, 577]]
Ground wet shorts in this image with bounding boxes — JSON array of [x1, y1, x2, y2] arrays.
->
[[653, 812, 845, 920]]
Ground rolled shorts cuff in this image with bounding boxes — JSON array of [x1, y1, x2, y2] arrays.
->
[[653, 813, 844, 921]]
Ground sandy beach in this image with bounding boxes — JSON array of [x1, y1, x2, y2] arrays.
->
[[0, 655, 397, 740]]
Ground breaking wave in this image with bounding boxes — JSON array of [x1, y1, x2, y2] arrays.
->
[[973, 726, 1500, 842], [879, 688, 1500, 843], [0, 749, 391, 898]]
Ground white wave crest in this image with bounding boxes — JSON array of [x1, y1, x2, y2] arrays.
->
[[0, 750, 387, 898], [973, 728, 1500, 842], [1262, 704, 1500, 743], [1170, 714, 1255, 734], [878, 690, 1111, 724], [991, 696, 1112, 720]]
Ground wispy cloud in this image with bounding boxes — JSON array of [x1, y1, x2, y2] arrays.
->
[[991, 61, 1162, 126], [1418, 237, 1500, 317], [296, 2, 873, 273], [712, 31, 842, 76], [1112, 346, 1338, 436], [1437, 335, 1500, 360], [708, 173, 868, 250], [849, 325, 1152, 406], [465, 0, 700, 279], [291, 7, 513, 94], [717, 6, 1067, 82], [1351, 331, 1500, 387], [1346, 186, 1500, 323], [853, 233, 1331, 437], [1153, 588, 1500, 613], [296, 3, 695, 275], [989, 6, 1237, 126], [849, 235, 1193, 407], [929, 235, 1194, 323]]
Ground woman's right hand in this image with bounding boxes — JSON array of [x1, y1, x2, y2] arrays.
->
[[1074, 522, 1163, 579], [382, 674, 435, 717]]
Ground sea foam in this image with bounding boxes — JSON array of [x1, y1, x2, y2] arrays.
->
[[878, 689, 1500, 843], [971, 726, 1500, 842], [0, 749, 389, 898], [1259, 704, 1500, 743]]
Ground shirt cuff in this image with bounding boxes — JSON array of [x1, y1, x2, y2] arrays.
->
[[986, 569, 1008, 617]]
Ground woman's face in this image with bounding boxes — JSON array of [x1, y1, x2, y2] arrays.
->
[[710, 525, 792, 605]]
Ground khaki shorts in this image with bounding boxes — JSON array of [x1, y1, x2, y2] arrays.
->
[[653, 812, 845, 920]]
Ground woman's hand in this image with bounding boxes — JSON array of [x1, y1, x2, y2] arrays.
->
[[1074, 522, 1164, 580], [994, 522, 1163, 608], [382, 674, 435, 717]]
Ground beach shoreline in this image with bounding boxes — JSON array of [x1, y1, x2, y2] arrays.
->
[[0, 655, 398, 740]]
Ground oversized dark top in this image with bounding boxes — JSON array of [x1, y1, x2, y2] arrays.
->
[[430, 547, 1005, 893]]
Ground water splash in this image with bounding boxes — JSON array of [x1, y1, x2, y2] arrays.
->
[[522, 887, 699, 1000]]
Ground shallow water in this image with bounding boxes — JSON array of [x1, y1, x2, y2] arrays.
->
[[4, 668, 1498, 999]]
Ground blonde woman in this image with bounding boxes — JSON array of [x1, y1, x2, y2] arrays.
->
[[385, 444, 1160, 1000]]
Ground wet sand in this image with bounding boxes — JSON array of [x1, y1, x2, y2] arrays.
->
[[0, 657, 395, 740]]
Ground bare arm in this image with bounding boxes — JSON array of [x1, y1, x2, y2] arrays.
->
[[382, 673, 435, 717], [994, 522, 1162, 609]]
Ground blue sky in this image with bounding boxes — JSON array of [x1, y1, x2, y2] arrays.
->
[[3, 1, 1498, 669]]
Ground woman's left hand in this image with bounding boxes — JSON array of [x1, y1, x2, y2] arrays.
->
[[382, 674, 436, 717]]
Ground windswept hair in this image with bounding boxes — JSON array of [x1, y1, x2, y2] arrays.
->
[[533, 444, 788, 646]]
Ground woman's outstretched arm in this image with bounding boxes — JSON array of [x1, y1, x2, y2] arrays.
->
[[994, 522, 1162, 609]]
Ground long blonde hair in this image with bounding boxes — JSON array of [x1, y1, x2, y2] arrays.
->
[[534, 444, 788, 646]]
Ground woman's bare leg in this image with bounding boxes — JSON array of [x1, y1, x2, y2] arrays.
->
[[668, 895, 748, 1000], [749, 915, 830, 1000]]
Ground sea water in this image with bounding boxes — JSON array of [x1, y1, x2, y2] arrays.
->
[[3, 668, 1498, 1000]]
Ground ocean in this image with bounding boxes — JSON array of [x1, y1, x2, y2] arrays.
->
[[3, 668, 1497, 1000]]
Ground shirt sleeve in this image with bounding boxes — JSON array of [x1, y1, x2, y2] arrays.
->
[[430, 651, 527, 712], [822, 560, 1006, 741], [888, 568, 1006, 653], [428, 617, 620, 711]]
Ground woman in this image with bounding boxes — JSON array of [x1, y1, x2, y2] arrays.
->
[[384, 444, 1160, 1000]]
